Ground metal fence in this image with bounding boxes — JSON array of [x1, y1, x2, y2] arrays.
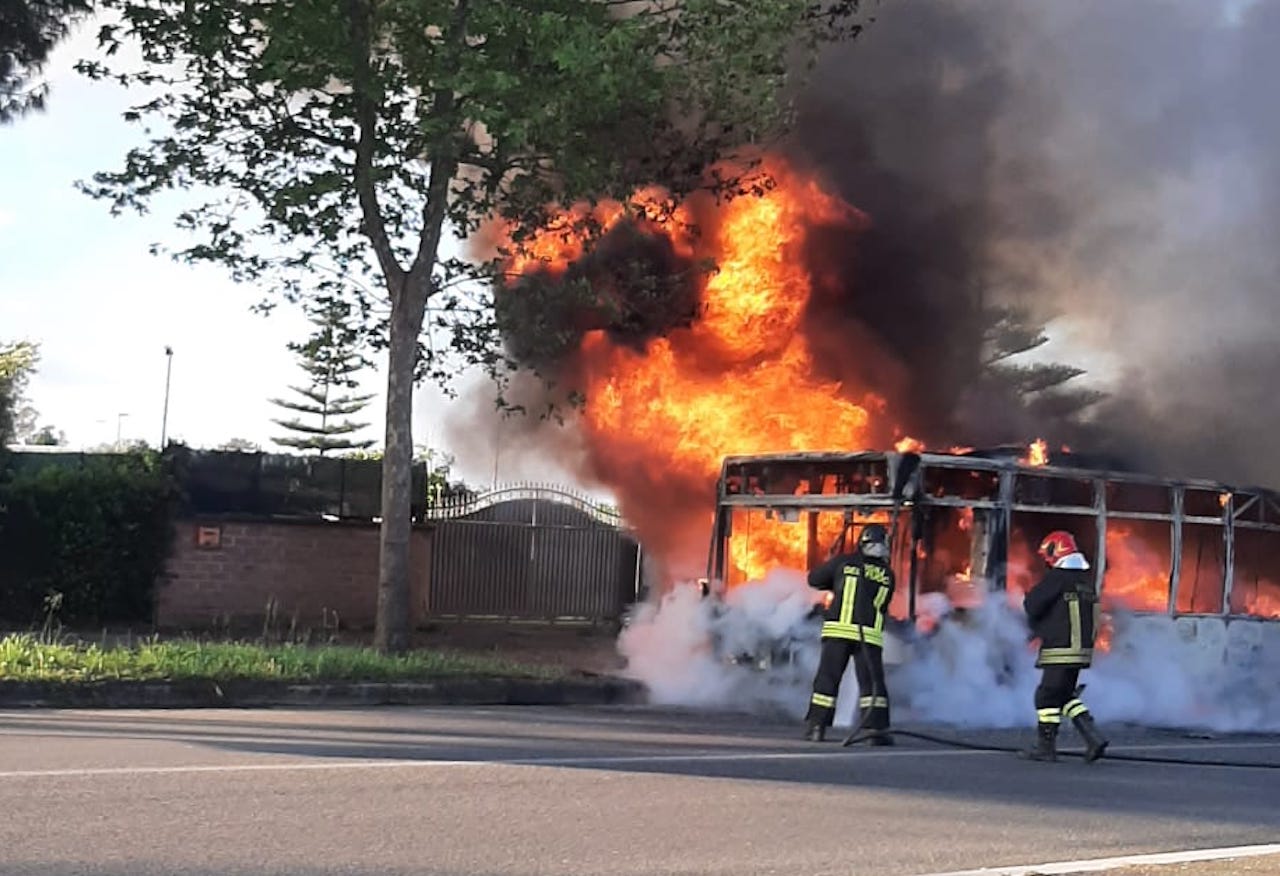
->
[[425, 484, 640, 622], [176, 450, 433, 520]]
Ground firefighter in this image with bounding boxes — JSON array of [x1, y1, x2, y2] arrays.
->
[[1020, 529, 1110, 763], [803, 523, 896, 744]]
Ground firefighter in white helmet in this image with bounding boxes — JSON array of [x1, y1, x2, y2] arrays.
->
[[1020, 529, 1110, 763]]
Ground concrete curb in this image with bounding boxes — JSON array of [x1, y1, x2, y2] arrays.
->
[[0, 675, 649, 710]]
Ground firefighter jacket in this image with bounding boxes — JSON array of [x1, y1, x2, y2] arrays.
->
[[808, 552, 896, 648], [1024, 564, 1100, 668]]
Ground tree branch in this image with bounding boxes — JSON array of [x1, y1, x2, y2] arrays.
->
[[408, 0, 471, 289], [269, 91, 356, 150], [345, 0, 404, 289]]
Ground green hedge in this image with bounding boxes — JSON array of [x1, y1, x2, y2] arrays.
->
[[0, 454, 175, 626]]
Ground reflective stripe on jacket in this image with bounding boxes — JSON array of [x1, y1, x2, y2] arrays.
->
[[1024, 565, 1100, 668], [808, 552, 896, 648]]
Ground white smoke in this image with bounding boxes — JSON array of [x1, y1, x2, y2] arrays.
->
[[617, 572, 1280, 733], [617, 570, 827, 719]]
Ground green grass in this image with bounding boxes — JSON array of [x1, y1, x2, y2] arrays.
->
[[0, 634, 565, 684]]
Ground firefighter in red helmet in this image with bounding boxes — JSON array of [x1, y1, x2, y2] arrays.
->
[[803, 523, 896, 744], [1020, 529, 1110, 763]]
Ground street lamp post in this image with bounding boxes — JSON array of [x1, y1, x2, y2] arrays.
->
[[160, 346, 174, 449]]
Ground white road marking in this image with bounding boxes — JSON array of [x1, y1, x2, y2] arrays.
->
[[0, 746, 999, 779], [914, 843, 1280, 876]]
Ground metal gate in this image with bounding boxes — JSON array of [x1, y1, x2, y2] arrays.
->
[[425, 485, 640, 621]]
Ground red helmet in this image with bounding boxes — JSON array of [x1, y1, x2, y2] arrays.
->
[[1038, 530, 1079, 565]]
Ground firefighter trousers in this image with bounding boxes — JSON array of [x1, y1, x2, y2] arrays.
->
[[1034, 665, 1092, 727], [806, 638, 889, 730]]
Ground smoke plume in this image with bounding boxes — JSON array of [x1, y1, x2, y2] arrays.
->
[[788, 0, 1280, 484]]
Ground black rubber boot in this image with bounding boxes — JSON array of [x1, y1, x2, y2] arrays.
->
[[868, 729, 895, 747], [1018, 722, 1059, 762], [1072, 712, 1110, 763], [804, 723, 826, 742]]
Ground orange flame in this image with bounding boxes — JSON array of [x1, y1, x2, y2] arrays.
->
[[575, 170, 875, 482], [726, 510, 851, 584], [1102, 524, 1170, 613], [1245, 588, 1280, 619], [502, 157, 884, 581], [947, 563, 983, 609], [895, 436, 926, 453], [1024, 439, 1049, 467], [1095, 615, 1114, 653], [506, 186, 691, 276]]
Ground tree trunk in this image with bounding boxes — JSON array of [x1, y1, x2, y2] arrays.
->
[[373, 285, 426, 653], [364, 0, 466, 653]]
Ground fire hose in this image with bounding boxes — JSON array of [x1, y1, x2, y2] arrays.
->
[[838, 643, 1280, 769], [832, 592, 1280, 769], [842, 724, 1280, 770]]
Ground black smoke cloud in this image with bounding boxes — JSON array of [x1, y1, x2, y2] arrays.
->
[[786, 0, 1280, 486], [791, 0, 1019, 446]]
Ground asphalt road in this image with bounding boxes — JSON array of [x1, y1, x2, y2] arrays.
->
[[0, 705, 1277, 876]]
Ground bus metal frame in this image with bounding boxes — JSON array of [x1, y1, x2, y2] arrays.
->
[[705, 450, 1280, 621]]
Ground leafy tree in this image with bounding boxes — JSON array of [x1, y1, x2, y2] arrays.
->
[[271, 300, 375, 456], [416, 447, 469, 504], [1, 0, 94, 123], [76, 0, 866, 651], [24, 424, 66, 446], [84, 438, 151, 453], [0, 340, 39, 447], [12, 401, 39, 441], [216, 437, 261, 452], [11, 399, 65, 448]]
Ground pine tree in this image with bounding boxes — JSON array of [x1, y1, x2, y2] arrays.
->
[[982, 304, 1106, 421], [271, 302, 375, 456]]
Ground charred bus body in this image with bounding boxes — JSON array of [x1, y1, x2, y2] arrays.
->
[[700, 448, 1280, 667]]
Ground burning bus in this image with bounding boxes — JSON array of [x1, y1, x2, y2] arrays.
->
[[696, 445, 1280, 668]]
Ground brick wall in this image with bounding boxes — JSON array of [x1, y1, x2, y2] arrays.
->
[[158, 518, 432, 631]]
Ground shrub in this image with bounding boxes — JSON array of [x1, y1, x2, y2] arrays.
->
[[0, 453, 175, 626]]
